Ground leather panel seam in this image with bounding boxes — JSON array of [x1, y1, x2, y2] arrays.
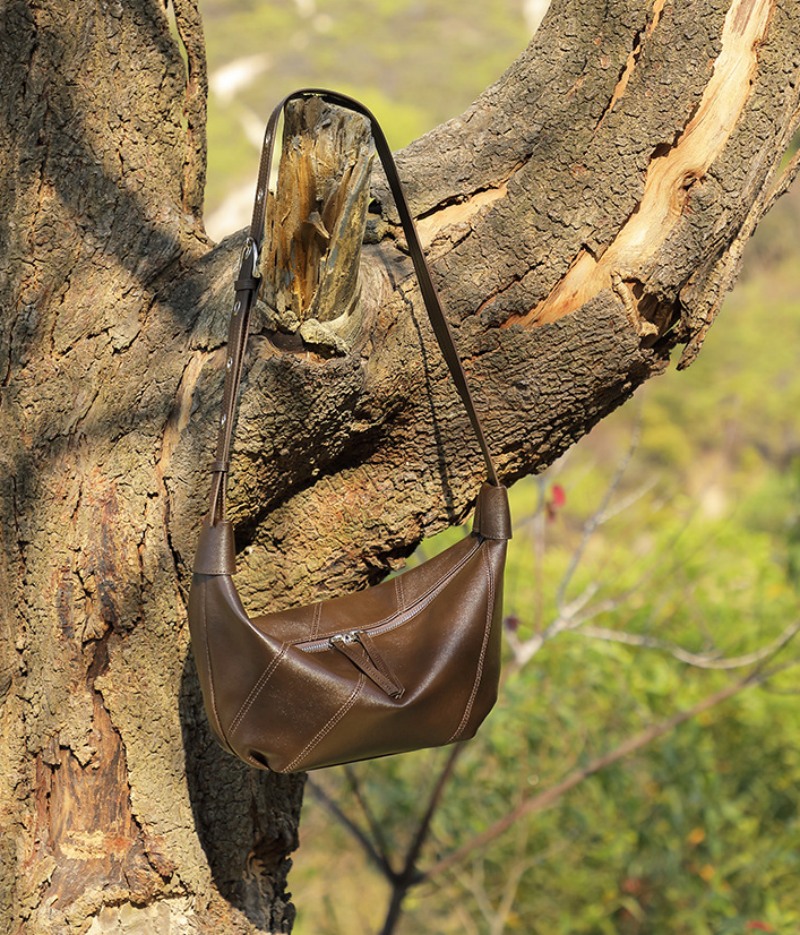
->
[[229, 645, 288, 738], [285, 673, 365, 772], [448, 544, 495, 743], [201, 583, 235, 754]]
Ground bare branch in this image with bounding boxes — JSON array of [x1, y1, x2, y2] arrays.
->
[[508, 586, 641, 668], [579, 620, 800, 670], [594, 477, 658, 525], [343, 765, 394, 871], [449, 847, 536, 935], [554, 419, 641, 611], [398, 743, 468, 884], [305, 777, 395, 879], [420, 666, 765, 882]]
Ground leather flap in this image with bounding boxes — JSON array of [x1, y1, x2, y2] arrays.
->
[[472, 483, 512, 540], [194, 519, 236, 575]]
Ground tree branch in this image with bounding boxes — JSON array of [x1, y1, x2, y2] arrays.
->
[[579, 620, 800, 670], [420, 666, 768, 882], [305, 777, 395, 879]]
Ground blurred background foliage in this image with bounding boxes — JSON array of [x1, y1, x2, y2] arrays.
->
[[197, 2, 800, 932]]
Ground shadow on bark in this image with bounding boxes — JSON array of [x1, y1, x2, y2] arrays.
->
[[180, 651, 306, 932], [0, 0, 207, 374]]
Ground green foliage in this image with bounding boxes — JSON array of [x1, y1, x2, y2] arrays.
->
[[295, 252, 800, 930]]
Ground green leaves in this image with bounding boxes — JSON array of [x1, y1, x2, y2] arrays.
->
[[296, 289, 800, 930]]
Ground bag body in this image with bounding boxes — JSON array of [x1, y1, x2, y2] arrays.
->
[[190, 485, 509, 772], [187, 89, 511, 772]]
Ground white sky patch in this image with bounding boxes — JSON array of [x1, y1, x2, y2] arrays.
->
[[523, 0, 551, 34], [205, 182, 256, 243], [239, 107, 268, 150], [209, 54, 272, 103]]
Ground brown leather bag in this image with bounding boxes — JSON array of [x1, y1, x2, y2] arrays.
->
[[188, 89, 511, 773]]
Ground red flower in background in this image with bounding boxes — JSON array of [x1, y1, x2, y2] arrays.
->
[[545, 483, 566, 522]]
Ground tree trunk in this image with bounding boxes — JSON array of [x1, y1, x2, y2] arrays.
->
[[0, 0, 798, 932]]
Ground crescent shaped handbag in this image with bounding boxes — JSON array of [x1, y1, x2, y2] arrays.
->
[[188, 89, 511, 773]]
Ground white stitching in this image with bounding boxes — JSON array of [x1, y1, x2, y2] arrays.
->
[[285, 674, 365, 772], [294, 541, 481, 651], [395, 574, 404, 612], [310, 601, 322, 639], [229, 646, 287, 738], [448, 545, 495, 743], [201, 585, 231, 750]]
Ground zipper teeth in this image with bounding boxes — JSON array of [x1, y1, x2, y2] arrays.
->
[[297, 540, 481, 653]]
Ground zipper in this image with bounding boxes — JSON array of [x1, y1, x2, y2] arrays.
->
[[296, 538, 481, 654], [329, 629, 404, 698]]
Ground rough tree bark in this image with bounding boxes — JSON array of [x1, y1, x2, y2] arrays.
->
[[0, 0, 798, 932]]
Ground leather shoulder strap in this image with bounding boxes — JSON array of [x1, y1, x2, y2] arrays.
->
[[207, 88, 500, 523]]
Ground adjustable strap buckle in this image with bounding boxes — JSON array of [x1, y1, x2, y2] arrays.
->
[[234, 237, 261, 293]]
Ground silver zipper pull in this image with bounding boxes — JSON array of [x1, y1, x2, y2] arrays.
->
[[329, 630, 404, 699], [330, 630, 360, 647]]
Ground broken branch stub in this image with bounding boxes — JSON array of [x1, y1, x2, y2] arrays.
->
[[259, 97, 374, 350]]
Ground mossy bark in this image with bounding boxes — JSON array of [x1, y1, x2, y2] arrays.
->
[[0, 0, 798, 932]]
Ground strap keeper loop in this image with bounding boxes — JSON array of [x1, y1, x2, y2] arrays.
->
[[211, 459, 230, 474], [234, 276, 261, 293]]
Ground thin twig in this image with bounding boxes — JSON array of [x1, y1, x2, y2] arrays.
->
[[579, 620, 800, 669], [509, 587, 640, 667], [555, 419, 641, 611], [594, 477, 658, 524], [420, 666, 765, 883], [305, 777, 395, 879], [399, 743, 468, 883], [343, 764, 393, 870], [533, 475, 547, 634], [376, 744, 470, 935]]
